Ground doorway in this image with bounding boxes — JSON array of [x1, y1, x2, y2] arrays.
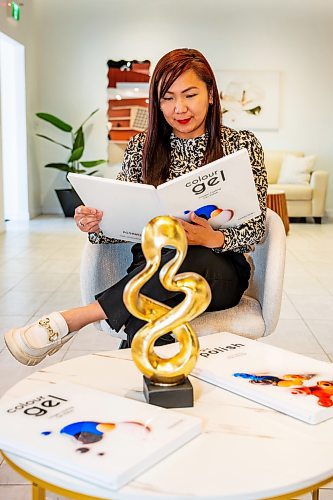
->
[[0, 32, 29, 222]]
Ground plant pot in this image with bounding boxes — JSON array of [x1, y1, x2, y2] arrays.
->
[[55, 188, 83, 217]]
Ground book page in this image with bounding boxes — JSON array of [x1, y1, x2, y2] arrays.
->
[[68, 174, 161, 242], [157, 149, 261, 228]]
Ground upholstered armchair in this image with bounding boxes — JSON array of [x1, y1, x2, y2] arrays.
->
[[80, 209, 286, 342]]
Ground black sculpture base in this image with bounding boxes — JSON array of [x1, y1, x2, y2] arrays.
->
[[143, 376, 194, 408]]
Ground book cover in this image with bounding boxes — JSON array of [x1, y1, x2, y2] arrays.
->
[[68, 148, 260, 243], [68, 175, 160, 242], [157, 148, 260, 229], [190, 332, 333, 424], [0, 381, 201, 490]]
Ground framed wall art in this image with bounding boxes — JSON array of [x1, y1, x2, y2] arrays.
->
[[215, 70, 280, 131]]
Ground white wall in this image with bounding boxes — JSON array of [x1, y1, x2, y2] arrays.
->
[[30, 0, 333, 214], [0, 33, 29, 221], [0, 2, 41, 222]]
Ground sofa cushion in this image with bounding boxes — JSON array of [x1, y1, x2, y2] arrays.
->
[[277, 154, 316, 185], [269, 183, 313, 201], [264, 151, 304, 183]]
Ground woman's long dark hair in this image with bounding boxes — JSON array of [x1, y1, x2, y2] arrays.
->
[[142, 48, 223, 186]]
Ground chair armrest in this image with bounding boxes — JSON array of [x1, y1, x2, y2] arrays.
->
[[80, 241, 133, 338], [310, 170, 329, 217], [80, 241, 132, 305], [248, 209, 286, 336]]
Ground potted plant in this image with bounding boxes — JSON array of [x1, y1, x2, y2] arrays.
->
[[36, 109, 107, 216]]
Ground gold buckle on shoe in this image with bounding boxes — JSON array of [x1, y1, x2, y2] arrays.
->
[[38, 318, 59, 342]]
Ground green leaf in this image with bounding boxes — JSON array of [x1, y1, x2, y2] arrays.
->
[[80, 160, 107, 168], [73, 126, 84, 150], [36, 113, 72, 132], [45, 163, 87, 174], [68, 146, 84, 162], [87, 170, 99, 176], [76, 108, 99, 133], [45, 163, 73, 173], [68, 127, 85, 162], [36, 134, 71, 150]]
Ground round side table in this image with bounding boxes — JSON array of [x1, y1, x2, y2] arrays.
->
[[1, 349, 333, 499], [267, 188, 289, 235]]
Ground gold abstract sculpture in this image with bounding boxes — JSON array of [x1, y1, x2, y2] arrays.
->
[[123, 215, 211, 386]]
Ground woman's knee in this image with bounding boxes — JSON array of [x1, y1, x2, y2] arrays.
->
[[180, 246, 218, 274], [208, 277, 248, 311], [180, 247, 239, 283]]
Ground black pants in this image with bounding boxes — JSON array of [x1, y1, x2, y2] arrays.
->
[[96, 244, 251, 348]]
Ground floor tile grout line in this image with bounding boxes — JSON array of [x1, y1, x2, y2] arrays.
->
[[0, 272, 32, 300], [290, 315, 332, 361], [286, 290, 333, 322], [303, 319, 333, 361]]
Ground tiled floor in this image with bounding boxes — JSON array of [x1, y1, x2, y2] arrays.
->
[[0, 215, 333, 499]]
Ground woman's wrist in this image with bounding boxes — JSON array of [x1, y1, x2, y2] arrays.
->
[[207, 230, 224, 249]]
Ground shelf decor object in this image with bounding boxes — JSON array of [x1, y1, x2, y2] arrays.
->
[[107, 59, 150, 146]]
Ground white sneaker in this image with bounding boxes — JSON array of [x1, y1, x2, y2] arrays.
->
[[4, 312, 75, 366]]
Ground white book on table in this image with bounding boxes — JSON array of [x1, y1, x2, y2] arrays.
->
[[0, 381, 201, 490], [189, 332, 333, 425], [68, 148, 260, 242]]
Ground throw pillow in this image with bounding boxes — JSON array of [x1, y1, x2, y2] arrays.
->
[[277, 154, 316, 185]]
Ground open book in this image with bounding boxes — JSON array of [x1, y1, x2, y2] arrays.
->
[[0, 381, 201, 490], [68, 148, 261, 243]]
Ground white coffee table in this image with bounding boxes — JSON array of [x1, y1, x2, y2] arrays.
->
[[1, 347, 333, 500]]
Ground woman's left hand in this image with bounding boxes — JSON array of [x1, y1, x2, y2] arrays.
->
[[178, 212, 225, 248]]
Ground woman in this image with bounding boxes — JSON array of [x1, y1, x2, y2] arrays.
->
[[5, 48, 267, 366]]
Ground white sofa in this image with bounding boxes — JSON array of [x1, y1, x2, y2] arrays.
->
[[265, 151, 329, 223]]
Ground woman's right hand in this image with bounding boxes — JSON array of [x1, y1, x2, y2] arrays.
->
[[74, 205, 103, 233]]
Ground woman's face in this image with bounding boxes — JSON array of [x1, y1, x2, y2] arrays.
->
[[159, 69, 211, 139]]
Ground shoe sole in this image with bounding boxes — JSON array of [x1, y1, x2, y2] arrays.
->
[[4, 329, 63, 367]]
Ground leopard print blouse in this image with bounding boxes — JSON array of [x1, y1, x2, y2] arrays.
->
[[89, 126, 268, 254]]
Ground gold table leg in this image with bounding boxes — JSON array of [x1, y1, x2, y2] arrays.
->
[[312, 489, 319, 500], [32, 482, 46, 500]]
